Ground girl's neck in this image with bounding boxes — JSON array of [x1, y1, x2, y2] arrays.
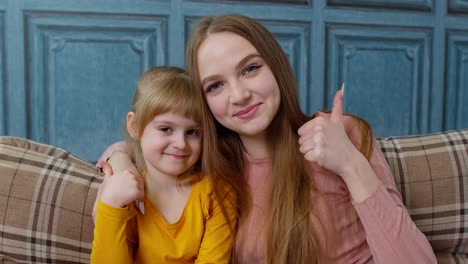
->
[[239, 133, 270, 159], [144, 166, 180, 191]]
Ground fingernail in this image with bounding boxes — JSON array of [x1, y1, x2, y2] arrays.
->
[[341, 83, 345, 97], [138, 201, 145, 215]]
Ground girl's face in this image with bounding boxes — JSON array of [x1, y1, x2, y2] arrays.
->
[[137, 112, 201, 177], [197, 32, 281, 139]]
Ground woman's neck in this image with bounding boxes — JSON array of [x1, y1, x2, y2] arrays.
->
[[240, 133, 270, 159]]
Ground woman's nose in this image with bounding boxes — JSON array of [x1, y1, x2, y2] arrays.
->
[[230, 81, 251, 104]]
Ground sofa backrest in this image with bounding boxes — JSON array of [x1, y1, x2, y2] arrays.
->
[[0, 136, 101, 263], [0, 129, 467, 263], [376, 129, 468, 263]]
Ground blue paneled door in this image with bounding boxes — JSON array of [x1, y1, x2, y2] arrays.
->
[[1, 0, 467, 162]]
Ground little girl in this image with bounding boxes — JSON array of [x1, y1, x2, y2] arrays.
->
[[91, 67, 236, 263]]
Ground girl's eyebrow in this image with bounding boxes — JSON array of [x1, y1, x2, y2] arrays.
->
[[152, 119, 200, 128], [201, 53, 262, 86]]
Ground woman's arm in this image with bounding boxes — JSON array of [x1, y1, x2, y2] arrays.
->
[[350, 138, 436, 263], [299, 89, 435, 263]]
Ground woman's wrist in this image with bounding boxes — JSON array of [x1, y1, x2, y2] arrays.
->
[[341, 154, 380, 203]]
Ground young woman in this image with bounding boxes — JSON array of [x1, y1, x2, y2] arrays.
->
[[91, 67, 236, 263], [97, 15, 436, 264]]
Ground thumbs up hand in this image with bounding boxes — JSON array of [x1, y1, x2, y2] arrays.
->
[[298, 86, 361, 178], [98, 161, 145, 210]]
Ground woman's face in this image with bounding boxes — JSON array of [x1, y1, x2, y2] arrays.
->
[[197, 31, 281, 139]]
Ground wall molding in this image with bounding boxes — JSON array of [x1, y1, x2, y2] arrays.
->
[[326, 24, 432, 136], [327, 0, 433, 12], [445, 31, 468, 130], [448, 0, 468, 14], [0, 12, 4, 135], [24, 11, 168, 159]]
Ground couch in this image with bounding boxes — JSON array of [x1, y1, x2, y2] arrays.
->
[[0, 129, 467, 263]]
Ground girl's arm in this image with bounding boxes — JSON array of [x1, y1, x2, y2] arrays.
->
[[91, 201, 137, 263], [93, 142, 140, 223], [196, 185, 237, 264], [91, 162, 141, 263]]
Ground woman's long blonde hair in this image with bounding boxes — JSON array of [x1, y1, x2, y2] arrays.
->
[[186, 14, 373, 263]]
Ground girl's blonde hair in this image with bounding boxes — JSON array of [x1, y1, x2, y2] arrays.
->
[[185, 14, 373, 263], [126, 66, 202, 182]]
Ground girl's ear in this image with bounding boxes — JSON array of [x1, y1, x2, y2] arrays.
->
[[126, 112, 139, 139]]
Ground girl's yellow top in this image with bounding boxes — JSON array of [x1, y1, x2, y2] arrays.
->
[[91, 177, 236, 263]]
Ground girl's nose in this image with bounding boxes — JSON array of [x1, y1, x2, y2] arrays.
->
[[173, 134, 187, 149]]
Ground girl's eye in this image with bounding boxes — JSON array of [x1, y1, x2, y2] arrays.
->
[[206, 82, 222, 93], [187, 129, 201, 136], [243, 64, 262, 75], [159, 127, 172, 133]]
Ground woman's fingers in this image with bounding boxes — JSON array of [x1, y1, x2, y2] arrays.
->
[[98, 161, 114, 178], [330, 85, 344, 127]]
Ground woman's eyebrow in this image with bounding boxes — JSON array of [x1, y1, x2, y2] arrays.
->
[[235, 54, 261, 72], [200, 53, 261, 86], [201, 74, 222, 87]]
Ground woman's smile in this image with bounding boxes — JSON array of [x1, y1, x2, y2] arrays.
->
[[234, 103, 261, 119]]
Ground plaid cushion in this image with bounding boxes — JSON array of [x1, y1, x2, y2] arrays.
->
[[0, 136, 102, 264], [377, 129, 468, 262]]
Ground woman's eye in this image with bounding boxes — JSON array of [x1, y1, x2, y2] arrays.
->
[[243, 64, 262, 75], [187, 129, 201, 136], [159, 127, 172, 133], [206, 82, 222, 93]]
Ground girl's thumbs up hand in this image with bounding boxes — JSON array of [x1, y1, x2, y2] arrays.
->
[[99, 161, 145, 210]]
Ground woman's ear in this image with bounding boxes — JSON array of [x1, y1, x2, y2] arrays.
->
[[126, 112, 139, 139]]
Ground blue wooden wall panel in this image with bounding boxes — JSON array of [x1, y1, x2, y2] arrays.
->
[[0, 0, 467, 161], [188, 0, 311, 5], [448, 0, 468, 13], [0, 11, 4, 135], [446, 31, 468, 131], [326, 25, 431, 136], [327, 0, 433, 11], [24, 12, 168, 161]]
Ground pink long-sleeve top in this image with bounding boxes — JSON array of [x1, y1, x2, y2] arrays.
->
[[235, 124, 436, 263]]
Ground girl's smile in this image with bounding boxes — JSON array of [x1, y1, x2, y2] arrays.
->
[[133, 111, 201, 178]]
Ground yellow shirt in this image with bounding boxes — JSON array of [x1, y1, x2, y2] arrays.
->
[[91, 177, 236, 263]]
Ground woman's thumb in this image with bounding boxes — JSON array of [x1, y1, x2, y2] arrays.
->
[[97, 160, 114, 177]]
